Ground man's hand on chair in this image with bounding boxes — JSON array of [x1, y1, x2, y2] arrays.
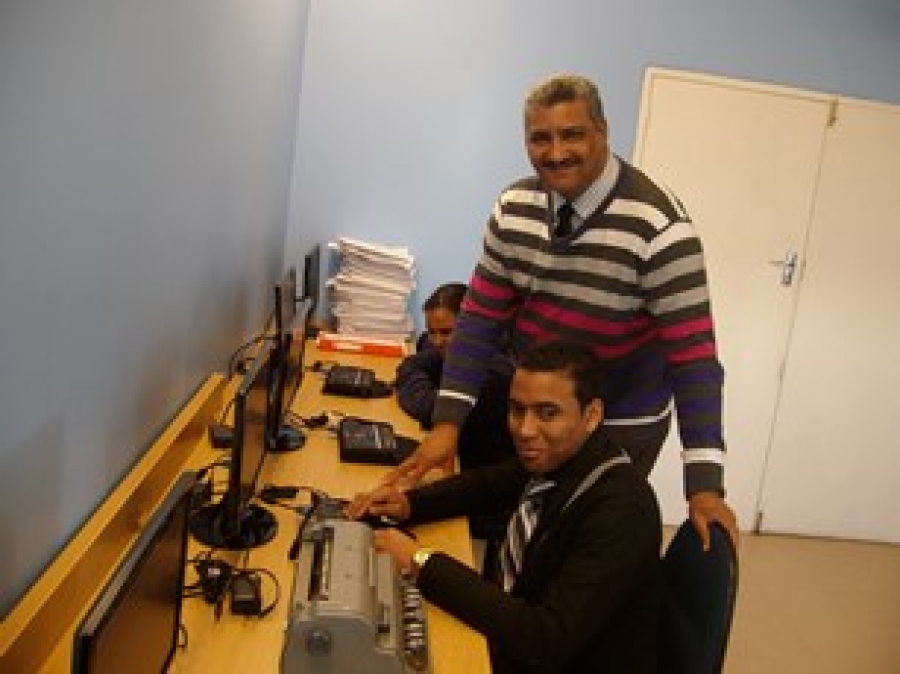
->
[[688, 491, 739, 551]]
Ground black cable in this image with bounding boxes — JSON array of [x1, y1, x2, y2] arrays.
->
[[286, 487, 351, 561], [260, 500, 306, 515], [287, 504, 316, 562], [227, 333, 268, 379], [283, 409, 308, 428], [199, 458, 231, 476], [308, 359, 339, 373], [257, 484, 326, 509], [283, 409, 345, 431]]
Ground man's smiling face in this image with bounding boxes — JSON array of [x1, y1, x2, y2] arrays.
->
[[525, 98, 609, 201]]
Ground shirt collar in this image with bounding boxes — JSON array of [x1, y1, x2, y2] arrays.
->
[[551, 153, 620, 220], [542, 429, 624, 495]]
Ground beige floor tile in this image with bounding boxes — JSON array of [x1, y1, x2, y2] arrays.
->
[[723, 533, 900, 673]]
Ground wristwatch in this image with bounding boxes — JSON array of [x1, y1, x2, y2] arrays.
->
[[411, 547, 437, 578]]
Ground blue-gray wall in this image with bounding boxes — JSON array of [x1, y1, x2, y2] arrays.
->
[[286, 0, 900, 323], [3, 0, 900, 620], [0, 0, 310, 616]]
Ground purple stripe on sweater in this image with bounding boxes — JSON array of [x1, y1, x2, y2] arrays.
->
[[668, 342, 717, 363], [658, 316, 715, 340]]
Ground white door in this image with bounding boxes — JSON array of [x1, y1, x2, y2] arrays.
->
[[757, 98, 900, 543], [633, 69, 832, 529]]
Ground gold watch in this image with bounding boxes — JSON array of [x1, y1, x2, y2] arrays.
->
[[411, 547, 436, 575]]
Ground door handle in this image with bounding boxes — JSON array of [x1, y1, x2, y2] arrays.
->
[[769, 251, 799, 287]]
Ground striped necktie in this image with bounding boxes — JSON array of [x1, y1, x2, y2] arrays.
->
[[500, 477, 556, 592], [555, 202, 575, 237]]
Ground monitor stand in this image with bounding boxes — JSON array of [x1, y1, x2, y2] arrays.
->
[[189, 502, 278, 550]]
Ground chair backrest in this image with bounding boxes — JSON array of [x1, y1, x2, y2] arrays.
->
[[658, 520, 738, 674]]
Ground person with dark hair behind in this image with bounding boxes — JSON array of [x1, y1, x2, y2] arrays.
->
[[349, 340, 662, 674], [396, 282, 516, 472]]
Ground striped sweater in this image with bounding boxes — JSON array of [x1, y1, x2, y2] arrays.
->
[[433, 160, 725, 496]]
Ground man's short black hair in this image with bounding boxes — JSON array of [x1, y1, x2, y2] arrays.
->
[[516, 340, 612, 409]]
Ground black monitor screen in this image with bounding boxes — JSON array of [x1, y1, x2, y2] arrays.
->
[[302, 244, 322, 320], [235, 341, 272, 508], [274, 266, 297, 339], [269, 271, 311, 452], [190, 340, 277, 549], [73, 472, 193, 674]]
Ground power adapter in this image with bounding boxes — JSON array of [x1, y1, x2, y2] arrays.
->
[[259, 484, 300, 502], [230, 573, 262, 616], [196, 559, 232, 605], [208, 423, 234, 449]]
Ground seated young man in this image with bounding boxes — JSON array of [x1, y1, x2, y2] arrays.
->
[[349, 340, 662, 673]]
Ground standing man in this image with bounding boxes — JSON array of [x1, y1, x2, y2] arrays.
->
[[350, 341, 662, 673], [385, 73, 737, 547]]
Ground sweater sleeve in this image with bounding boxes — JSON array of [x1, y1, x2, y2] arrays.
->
[[433, 203, 521, 427], [395, 349, 442, 427], [644, 219, 726, 496], [406, 458, 526, 524]]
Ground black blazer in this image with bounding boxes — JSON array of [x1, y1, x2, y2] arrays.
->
[[407, 432, 662, 674]]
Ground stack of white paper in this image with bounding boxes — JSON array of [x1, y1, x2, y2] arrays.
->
[[327, 236, 416, 339]]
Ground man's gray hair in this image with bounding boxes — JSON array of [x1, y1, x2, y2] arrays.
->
[[523, 73, 605, 126]]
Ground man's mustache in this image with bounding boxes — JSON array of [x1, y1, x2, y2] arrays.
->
[[541, 158, 580, 170]]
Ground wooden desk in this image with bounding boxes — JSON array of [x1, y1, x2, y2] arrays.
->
[[170, 346, 490, 673]]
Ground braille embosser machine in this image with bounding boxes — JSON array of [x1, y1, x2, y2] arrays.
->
[[281, 517, 432, 673]]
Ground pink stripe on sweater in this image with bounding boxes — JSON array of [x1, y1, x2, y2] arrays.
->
[[517, 319, 658, 358], [469, 275, 517, 301], [527, 299, 652, 336]]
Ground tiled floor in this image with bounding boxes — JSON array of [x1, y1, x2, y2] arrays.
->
[[723, 531, 900, 673]]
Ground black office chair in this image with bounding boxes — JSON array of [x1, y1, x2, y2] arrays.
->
[[658, 520, 738, 674]]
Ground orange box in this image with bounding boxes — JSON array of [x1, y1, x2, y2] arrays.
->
[[315, 331, 409, 357]]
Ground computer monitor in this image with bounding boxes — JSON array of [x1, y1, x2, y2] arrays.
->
[[274, 266, 298, 339], [301, 243, 322, 322], [267, 270, 311, 452], [190, 340, 278, 550], [72, 472, 194, 674]]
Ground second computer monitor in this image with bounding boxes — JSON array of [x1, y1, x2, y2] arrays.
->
[[268, 270, 310, 452], [190, 340, 278, 550]]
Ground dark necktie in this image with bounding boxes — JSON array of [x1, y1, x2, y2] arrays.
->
[[555, 202, 575, 237], [499, 477, 556, 591]]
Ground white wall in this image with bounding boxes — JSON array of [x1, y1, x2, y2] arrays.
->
[[0, 0, 309, 616]]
